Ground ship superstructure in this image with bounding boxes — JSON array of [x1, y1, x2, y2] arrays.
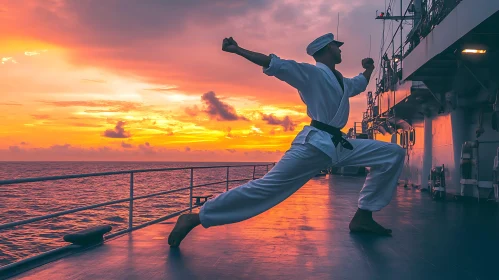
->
[[359, 0, 499, 199]]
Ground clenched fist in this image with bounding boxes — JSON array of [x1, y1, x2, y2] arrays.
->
[[222, 37, 239, 53], [362, 58, 375, 70]]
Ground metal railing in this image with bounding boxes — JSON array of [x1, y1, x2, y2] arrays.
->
[[0, 163, 275, 267]]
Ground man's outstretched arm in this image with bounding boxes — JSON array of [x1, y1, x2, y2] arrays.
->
[[223, 37, 271, 68], [221, 37, 314, 92], [236, 47, 271, 68]]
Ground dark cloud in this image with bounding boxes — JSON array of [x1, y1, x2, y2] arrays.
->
[[121, 141, 133, 149], [139, 142, 151, 149], [226, 149, 236, 153], [103, 121, 131, 138], [20, 142, 28, 145], [65, 0, 270, 44], [271, 2, 307, 29], [185, 147, 191, 152], [3, 0, 271, 52], [262, 114, 296, 131], [8, 146, 22, 153], [201, 91, 248, 121], [138, 142, 155, 154], [50, 144, 72, 150]]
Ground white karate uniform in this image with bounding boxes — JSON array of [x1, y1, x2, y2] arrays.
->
[[199, 54, 405, 228]]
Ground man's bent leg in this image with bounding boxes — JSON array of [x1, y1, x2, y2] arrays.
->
[[168, 143, 331, 246], [200, 143, 331, 228], [335, 139, 406, 235]]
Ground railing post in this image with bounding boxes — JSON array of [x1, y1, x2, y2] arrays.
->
[[267, 165, 269, 173], [226, 167, 229, 191], [189, 168, 193, 213], [252, 166, 256, 180], [129, 172, 134, 230]]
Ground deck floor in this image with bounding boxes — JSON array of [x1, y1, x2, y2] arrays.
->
[[15, 175, 499, 280]]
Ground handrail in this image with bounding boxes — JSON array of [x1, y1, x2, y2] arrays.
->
[[0, 162, 275, 269], [0, 163, 272, 186], [0, 196, 132, 231]]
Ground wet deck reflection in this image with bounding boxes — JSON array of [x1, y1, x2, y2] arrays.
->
[[16, 175, 499, 279]]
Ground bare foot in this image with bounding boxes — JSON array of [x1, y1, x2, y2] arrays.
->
[[168, 213, 201, 247], [349, 208, 392, 236]]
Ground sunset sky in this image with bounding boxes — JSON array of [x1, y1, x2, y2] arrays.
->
[[0, 0, 394, 161]]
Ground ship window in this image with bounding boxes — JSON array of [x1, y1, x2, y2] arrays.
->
[[399, 132, 406, 148], [409, 129, 416, 145]]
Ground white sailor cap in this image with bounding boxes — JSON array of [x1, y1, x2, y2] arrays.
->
[[306, 33, 344, 56]]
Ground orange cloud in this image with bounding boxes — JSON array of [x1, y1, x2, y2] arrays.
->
[[31, 114, 50, 120], [42, 100, 144, 113]]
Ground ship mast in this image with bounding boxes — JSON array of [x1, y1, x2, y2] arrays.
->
[[362, 0, 420, 139]]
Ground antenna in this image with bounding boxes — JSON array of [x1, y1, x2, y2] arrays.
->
[[369, 35, 372, 58], [337, 13, 340, 39]]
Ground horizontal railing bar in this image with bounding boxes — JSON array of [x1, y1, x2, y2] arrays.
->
[[0, 176, 265, 231], [191, 178, 254, 190], [105, 206, 197, 239], [132, 186, 191, 201], [229, 178, 255, 183], [0, 163, 274, 186], [0, 197, 131, 231], [129, 177, 260, 200], [192, 180, 228, 188]]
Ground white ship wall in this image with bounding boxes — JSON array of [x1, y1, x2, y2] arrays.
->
[[397, 103, 499, 197], [399, 120, 425, 187], [466, 110, 499, 182]]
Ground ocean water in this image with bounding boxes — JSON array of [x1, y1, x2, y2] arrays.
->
[[0, 161, 272, 267]]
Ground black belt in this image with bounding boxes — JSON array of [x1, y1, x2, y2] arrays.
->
[[310, 120, 354, 150]]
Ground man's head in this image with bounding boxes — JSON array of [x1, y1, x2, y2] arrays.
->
[[313, 42, 342, 64], [306, 33, 343, 65]]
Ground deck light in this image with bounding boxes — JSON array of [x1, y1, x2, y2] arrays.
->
[[462, 49, 486, 54]]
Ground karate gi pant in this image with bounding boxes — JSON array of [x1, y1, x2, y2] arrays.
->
[[199, 139, 406, 228]]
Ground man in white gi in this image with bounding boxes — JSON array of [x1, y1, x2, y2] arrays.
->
[[168, 33, 406, 247]]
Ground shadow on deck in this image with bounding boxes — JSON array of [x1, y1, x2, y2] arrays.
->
[[14, 175, 499, 280]]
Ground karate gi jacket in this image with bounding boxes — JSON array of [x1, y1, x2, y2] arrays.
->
[[263, 54, 368, 159]]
